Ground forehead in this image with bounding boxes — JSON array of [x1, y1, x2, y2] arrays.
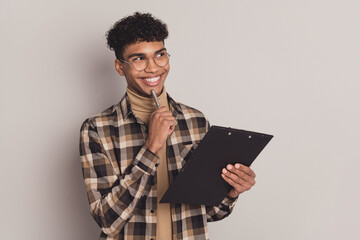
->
[[123, 41, 165, 58]]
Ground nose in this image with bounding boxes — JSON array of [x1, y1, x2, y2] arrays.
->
[[144, 58, 159, 73]]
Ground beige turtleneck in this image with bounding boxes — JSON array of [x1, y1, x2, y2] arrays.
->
[[127, 88, 172, 240]]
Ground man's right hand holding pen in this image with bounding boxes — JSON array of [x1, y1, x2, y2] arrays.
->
[[144, 90, 176, 155], [144, 106, 176, 155]]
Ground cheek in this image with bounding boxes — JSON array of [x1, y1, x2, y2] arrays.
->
[[162, 66, 170, 78], [125, 70, 139, 81]]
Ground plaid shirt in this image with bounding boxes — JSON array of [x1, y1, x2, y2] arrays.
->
[[79, 93, 237, 240]]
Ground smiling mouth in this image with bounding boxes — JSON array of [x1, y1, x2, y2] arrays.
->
[[143, 76, 160, 83], [141, 75, 162, 86]]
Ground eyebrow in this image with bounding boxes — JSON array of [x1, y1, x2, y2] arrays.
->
[[126, 48, 167, 60]]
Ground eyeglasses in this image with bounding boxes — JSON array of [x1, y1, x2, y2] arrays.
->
[[119, 52, 170, 71]]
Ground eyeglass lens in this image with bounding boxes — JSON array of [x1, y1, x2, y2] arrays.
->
[[132, 53, 169, 71]]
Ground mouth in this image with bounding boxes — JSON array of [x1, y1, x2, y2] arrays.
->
[[141, 75, 161, 86]]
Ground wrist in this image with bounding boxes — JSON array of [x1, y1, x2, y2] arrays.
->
[[144, 140, 162, 155], [228, 189, 241, 199]]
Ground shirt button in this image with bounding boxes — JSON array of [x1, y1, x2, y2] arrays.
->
[[151, 209, 155, 213]]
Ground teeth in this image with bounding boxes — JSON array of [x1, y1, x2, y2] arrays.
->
[[144, 76, 160, 82]]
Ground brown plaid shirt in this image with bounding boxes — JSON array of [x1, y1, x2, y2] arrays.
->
[[79, 93, 237, 240]]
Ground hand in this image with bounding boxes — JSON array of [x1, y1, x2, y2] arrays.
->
[[221, 163, 256, 199], [144, 106, 176, 154]]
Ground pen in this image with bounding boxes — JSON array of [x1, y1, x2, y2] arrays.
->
[[150, 89, 160, 108], [151, 89, 176, 132]]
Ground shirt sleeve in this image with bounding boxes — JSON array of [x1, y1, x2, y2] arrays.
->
[[206, 196, 238, 222], [79, 119, 159, 236]]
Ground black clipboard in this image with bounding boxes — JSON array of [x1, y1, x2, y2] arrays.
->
[[160, 125, 273, 206]]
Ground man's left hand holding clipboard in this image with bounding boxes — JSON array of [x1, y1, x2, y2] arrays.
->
[[221, 163, 257, 199]]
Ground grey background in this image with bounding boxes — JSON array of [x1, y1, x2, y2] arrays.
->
[[1, 0, 359, 239]]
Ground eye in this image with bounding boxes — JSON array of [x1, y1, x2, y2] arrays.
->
[[155, 52, 166, 58], [131, 56, 145, 63]]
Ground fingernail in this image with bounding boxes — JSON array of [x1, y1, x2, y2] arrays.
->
[[227, 165, 233, 170], [235, 164, 240, 169], [222, 168, 227, 174]]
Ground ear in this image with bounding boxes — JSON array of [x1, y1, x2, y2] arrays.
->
[[115, 59, 125, 76]]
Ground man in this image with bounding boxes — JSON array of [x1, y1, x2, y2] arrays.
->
[[80, 12, 256, 240]]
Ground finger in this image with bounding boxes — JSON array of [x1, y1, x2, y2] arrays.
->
[[222, 168, 255, 187], [153, 106, 169, 114], [153, 111, 173, 119], [168, 120, 177, 134], [222, 170, 254, 192], [161, 116, 176, 125], [233, 164, 256, 178], [226, 165, 254, 183], [168, 126, 175, 135], [221, 173, 246, 193], [155, 116, 175, 126], [164, 117, 176, 131]]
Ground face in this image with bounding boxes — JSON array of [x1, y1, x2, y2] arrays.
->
[[115, 41, 170, 97]]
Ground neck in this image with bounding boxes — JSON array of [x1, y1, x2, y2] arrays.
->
[[127, 87, 168, 113]]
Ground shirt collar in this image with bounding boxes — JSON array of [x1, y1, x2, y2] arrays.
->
[[119, 92, 183, 120]]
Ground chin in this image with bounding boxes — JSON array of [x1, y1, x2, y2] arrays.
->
[[143, 85, 164, 97]]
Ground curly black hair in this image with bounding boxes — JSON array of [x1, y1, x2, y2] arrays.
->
[[106, 12, 169, 60]]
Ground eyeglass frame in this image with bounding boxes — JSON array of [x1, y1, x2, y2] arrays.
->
[[118, 52, 171, 71]]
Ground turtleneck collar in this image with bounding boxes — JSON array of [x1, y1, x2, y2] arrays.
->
[[126, 87, 169, 113]]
